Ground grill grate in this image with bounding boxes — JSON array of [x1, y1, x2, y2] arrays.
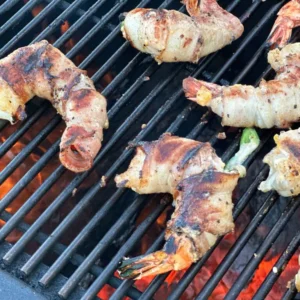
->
[[0, 0, 299, 299]]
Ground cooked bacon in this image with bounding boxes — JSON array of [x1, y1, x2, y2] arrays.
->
[[115, 133, 239, 279], [121, 0, 243, 64], [183, 43, 300, 128], [0, 40, 108, 173]]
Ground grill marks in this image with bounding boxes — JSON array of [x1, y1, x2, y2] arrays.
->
[[138, 134, 204, 185], [19, 44, 48, 74], [284, 137, 300, 160], [61, 126, 95, 149], [62, 71, 83, 101], [172, 171, 236, 233], [70, 89, 94, 110], [0, 62, 29, 102], [177, 143, 204, 170]]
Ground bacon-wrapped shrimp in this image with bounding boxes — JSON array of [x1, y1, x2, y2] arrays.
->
[[183, 43, 300, 129], [121, 0, 244, 64], [268, 0, 300, 48], [259, 129, 300, 197], [0, 40, 108, 173], [115, 130, 258, 279]]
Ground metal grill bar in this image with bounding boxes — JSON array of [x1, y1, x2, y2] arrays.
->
[[79, 197, 171, 300], [53, 0, 114, 50], [56, 194, 153, 298], [196, 191, 278, 299], [0, 0, 62, 58], [31, 0, 89, 44], [101, 53, 145, 98], [63, 1, 129, 60], [59, 196, 155, 298], [0, 103, 48, 157], [283, 282, 298, 300], [0, 0, 41, 35], [0, 115, 61, 185], [226, 199, 300, 299], [253, 231, 300, 299], [0, 142, 61, 242], [39, 188, 127, 286], [45, 0, 102, 24], [0, 211, 142, 299], [0, 0, 20, 15]]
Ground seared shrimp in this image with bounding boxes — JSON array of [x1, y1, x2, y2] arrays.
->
[[183, 43, 300, 129], [115, 130, 258, 279], [0, 40, 108, 173], [121, 0, 243, 64]]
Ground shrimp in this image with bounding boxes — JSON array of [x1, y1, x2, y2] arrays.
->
[[268, 0, 300, 48], [183, 43, 300, 129], [115, 131, 258, 279], [121, 0, 243, 64], [0, 40, 108, 173]]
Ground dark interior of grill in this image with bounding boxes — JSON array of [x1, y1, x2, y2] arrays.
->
[[1, 0, 300, 299]]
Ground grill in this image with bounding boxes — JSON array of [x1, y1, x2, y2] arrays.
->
[[0, 0, 300, 299]]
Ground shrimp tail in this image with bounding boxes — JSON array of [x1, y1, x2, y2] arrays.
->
[[268, 16, 294, 48], [268, 0, 300, 48], [119, 251, 175, 279], [183, 77, 221, 106], [118, 235, 195, 280]]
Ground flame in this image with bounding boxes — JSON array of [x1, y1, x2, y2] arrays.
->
[[0, 140, 34, 242], [60, 21, 86, 66], [0, 138, 44, 243], [238, 254, 299, 299], [59, 16, 114, 88], [95, 203, 300, 300], [31, 4, 44, 17], [97, 284, 115, 299], [61, 21, 75, 52]]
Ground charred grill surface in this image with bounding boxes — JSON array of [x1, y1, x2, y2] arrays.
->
[[0, 0, 300, 300]]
